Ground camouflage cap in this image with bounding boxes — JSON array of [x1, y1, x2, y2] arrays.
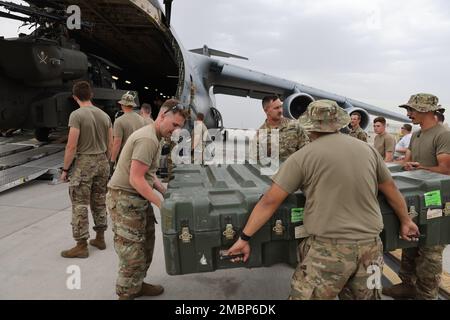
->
[[298, 100, 350, 133], [118, 92, 137, 107], [399, 93, 440, 113]]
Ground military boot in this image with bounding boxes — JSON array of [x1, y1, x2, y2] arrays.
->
[[136, 282, 164, 297], [89, 231, 106, 250], [61, 240, 89, 258], [382, 283, 416, 299]]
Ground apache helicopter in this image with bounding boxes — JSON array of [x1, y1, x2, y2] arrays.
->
[[0, 0, 139, 140], [0, 0, 409, 142]]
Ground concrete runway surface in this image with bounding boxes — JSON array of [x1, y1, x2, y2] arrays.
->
[[0, 178, 449, 300]]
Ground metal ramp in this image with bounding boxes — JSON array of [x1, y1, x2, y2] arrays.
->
[[0, 136, 65, 193]]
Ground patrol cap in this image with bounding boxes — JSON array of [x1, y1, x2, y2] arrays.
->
[[299, 100, 350, 133], [118, 92, 137, 107], [398, 93, 440, 113]]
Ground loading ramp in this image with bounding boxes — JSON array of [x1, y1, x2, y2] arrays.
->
[[0, 135, 65, 193]]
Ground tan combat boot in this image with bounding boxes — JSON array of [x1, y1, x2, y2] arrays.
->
[[61, 240, 89, 258], [89, 231, 106, 250], [382, 283, 416, 299], [136, 282, 164, 297]]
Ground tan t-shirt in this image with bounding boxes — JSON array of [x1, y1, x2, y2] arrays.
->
[[272, 133, 391, 240], [409, 124, 450, 166], [108, 124, 161, 194], [68, 105, 111, 155], [143, 117, 154, 125], [374, 132, 396, 158], [192, 121, 209, 149], [113, 112, 146, 148]]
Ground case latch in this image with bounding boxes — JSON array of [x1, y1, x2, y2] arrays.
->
[[222, 223, 236, 240], [272, 219, 285, 236], [179, 226, 193, 243]]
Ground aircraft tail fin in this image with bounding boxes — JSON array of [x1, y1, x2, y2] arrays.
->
[[190, 45, 248, 60]]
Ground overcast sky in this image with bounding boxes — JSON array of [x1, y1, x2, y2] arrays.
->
[[2, 0, 449, 129]]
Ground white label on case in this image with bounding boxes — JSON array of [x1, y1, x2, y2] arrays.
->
[[199, 254, 208, 265], [295, 225, 309, 239], [427, 208, 443, 219]]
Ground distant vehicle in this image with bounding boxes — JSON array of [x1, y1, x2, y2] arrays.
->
[[0, 0, 409, 142]]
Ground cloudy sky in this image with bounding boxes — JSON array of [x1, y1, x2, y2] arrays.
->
[[2, 0, 450, 129]]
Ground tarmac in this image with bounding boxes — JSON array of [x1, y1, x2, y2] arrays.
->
[[0, 179, 296, 300], [1, 131, 450, 300], [1, 178, 449, 300]]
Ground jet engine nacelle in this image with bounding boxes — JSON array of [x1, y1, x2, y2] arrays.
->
[[345, 105, 370, 130], [283, 93, 315, 119]]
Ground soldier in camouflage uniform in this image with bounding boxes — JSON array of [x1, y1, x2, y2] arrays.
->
[[256, 95, 309, 162], [107, 99, 188, 299], [228, 100, 419, 300], [349, 112, 368, 142], [60, 81, 113, 258], [383, 94, 450, 300]]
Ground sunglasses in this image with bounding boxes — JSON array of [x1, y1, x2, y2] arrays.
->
[[164, 104, 187, 115]]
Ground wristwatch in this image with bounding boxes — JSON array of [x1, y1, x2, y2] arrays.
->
[[240, 231, 251, 242]]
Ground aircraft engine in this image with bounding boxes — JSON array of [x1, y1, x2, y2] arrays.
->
[[282, 93, 315, 119], [345, 106, 370, 130]]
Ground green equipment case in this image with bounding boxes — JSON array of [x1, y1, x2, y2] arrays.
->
[[161, 164, 450, 275]]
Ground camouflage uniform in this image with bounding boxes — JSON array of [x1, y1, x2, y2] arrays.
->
[[289, 236, 383, 300], [69, 154, 109, 240], [106, 188, 157, 298], [275, 100, 388, 300], [399, 245, 446, 299], [349, 126, 368, 142], [396, 93, 447, 299], [257, 117, 310, 162]]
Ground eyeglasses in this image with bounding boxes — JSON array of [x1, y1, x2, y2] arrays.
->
[[164, 103, 186, 115]]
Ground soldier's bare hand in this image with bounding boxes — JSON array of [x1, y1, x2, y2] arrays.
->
[[404, 162, 420, 171], [226, 238, 251, 263], [60, 171, 68, 182], [400, 220, 420, 241]]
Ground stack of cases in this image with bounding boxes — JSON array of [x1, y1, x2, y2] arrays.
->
[[161, 164, 450, 275], [380, 170, 450, 251]]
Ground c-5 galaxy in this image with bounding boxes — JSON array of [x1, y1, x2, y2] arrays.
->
[[0, 0, 409, 141]]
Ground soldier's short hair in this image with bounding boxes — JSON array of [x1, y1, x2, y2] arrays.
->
[[161, 99, 190, 120], [435, 111, 445, 123], [373, 116, 386, 125], [197, 112, 204, 121], [402, 124, 412, 132], [141, 103, 152, 114], [72, 81, 93, 102], [262, 95, 280, 110], [351, 112, 361, 120]]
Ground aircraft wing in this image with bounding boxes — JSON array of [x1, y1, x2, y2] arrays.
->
[[206, 58, 410, 124]]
